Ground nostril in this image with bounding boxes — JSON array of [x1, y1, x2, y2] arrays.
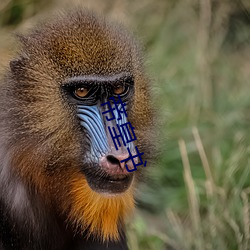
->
[[106, 155, 120, 165]]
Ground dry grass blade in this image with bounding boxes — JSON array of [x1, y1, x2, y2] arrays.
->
[[241, 191, 250, 250], [178, 139, 203, 249], [192, 126, 214, 195]]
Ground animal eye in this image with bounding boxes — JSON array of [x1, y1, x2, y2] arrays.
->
[[75, 87, 89, 98], [113, 84, 125, 95]]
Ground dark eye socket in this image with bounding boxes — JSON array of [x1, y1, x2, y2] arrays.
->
[[62, 75, 134, 104], [72, 85, 99, 105], [74, 87, 90, 98], [112, 76, 134, 97], [113, 84, 126, 95], [62, 82, 99, 105]]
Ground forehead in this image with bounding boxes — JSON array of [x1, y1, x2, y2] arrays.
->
[[26, 12, 136, 77]]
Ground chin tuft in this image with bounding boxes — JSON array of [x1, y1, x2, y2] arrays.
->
[[66, 173, 135, 241]]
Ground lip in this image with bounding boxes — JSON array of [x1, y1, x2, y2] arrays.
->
[[83, 168, 134, 194], [104, 174, 129, 181]]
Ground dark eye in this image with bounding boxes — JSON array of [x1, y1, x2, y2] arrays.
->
[[113, 84, 125, 95], [74, 87, 89, 98]]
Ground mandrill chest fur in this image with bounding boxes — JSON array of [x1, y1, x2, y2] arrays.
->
[[0, 9, 153, 250]]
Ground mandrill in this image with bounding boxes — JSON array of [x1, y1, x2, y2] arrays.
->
[[0, 9, 153, 250]]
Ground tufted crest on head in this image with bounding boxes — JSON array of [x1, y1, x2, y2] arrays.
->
[[11, 10, 142, 81]]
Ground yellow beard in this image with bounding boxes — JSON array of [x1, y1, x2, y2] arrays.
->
[[68, 174, 135, 241]]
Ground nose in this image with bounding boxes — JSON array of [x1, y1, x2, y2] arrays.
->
[[99, 153, 137, 174]]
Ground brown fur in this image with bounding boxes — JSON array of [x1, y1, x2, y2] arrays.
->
[[0, 9, 153, 244]]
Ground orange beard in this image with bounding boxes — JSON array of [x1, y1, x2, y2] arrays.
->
[[67, 174, 135, 241]]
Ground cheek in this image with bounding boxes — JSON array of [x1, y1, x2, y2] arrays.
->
[[77, 105, 109, 161], [77, 104, 136, 163]]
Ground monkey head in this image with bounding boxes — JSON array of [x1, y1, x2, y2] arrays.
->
[[0, 10, 153, 242]]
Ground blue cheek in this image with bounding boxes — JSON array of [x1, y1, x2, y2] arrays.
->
[[77, 104, 134, 162], [78, 105, 109, 161]]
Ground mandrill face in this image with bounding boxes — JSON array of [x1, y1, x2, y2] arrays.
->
[[63, 73, 135, 194], [0, 10, 153, 242]]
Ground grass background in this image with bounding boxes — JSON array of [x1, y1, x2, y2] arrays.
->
[[1, 0, 250, 249]]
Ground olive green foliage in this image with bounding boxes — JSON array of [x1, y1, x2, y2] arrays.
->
[[1, 1, 250, 249], [132, 1, 250, 249], [0, 0, 51, 26]]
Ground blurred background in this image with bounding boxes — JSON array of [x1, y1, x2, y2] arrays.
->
[[1, 0, 250, 249]]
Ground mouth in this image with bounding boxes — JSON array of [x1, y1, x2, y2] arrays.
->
[[82, 165, 134, 194]]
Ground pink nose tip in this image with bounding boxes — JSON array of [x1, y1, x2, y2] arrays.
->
[[99, 154, 137, 174]]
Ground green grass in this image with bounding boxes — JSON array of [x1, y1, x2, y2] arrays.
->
[[127, 1, 250, 249], [1, 0, 250, 249]]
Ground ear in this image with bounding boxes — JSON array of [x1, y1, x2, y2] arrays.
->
[[9, 34, 29, 73], [10, 58, 21, 73], [9, 57, 27, 75]]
